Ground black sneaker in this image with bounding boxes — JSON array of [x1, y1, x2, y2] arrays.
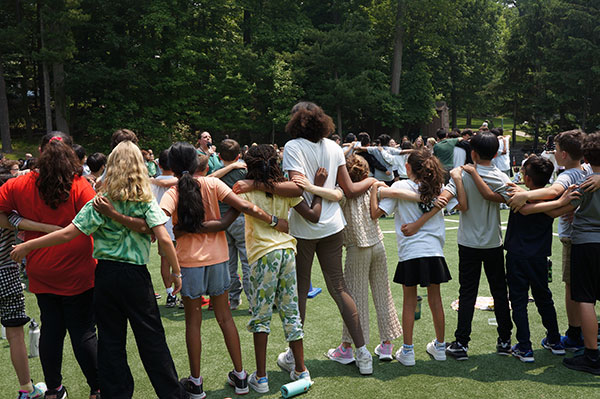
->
[[180, 377, 206, 399], [166, 293, 177, 308], [496, 339, 512, 356], [227, 370, 249, 395], [44, 385, 67, 399], [563, 353, 600, 375], [446, 341, 468, 361]]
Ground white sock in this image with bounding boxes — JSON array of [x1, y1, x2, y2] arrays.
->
[[189, 375, 202, 386], [166, 287, 174, 296], [233, 369, 247, 379]]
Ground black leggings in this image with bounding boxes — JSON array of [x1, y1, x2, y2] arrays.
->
[[36, 289, 99, 391]]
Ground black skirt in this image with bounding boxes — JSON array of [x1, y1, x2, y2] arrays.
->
[[394, 256, 452, 287]]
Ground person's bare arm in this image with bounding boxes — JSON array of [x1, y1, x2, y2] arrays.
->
[[370, 182, 387, 219], [153, 224, 182, 295], [291, 168, 343, 202], [0, 212, 61, 234], [11, 224, 82, 264], [400, 189, 453, 236], [336, 165, 377, 199], [449, 168, 469, 211], [150, 177, 178, 188], [508, 183, 565, 212], [222, 191, 288, 233], [379, 187, 420, 201], [461, 164, 504, 203], [293, 197, 322, 223], [208, 161, 246, 179], [93, 196, 151, 234], [519, 185, 581, 216], [170, 207, 242, 239], [232, 179, 303, 197], [581, 174, 600, 193]]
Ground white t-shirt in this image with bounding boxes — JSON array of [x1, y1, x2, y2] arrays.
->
[[378, 180, 445, 262], [381, 149, 408, 178], [151, 175, 175, 241], [493, 136, 511, 171], [282, 138, 346, 239]]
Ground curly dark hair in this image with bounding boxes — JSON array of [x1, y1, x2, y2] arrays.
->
[[285, 102, 335, 143], [583, 132, 600, 166], [407, 150, 445, 205], [244, 144, 286, 192], [36, 131, 82, 209]]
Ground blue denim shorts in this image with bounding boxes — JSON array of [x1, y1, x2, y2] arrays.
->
[[181, 261, 231, 299]]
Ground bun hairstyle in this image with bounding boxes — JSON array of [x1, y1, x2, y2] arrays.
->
[[167, 142, 204, 233], [36, 131, 82, 209], [244, 144, 286, 192], [346, 154, 369, 182], [407, 150, 444, 205], [285, 101, 335, 143]]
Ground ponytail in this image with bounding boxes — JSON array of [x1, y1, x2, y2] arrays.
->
[[407, 150, 444, 205], [168, 142, 205, 233], [36, 131, 81, 209]]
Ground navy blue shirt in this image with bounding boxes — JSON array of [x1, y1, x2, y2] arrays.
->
[[504, 209, 553, 258]]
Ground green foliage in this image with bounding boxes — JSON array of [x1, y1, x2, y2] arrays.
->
[[1, 0, 600, 150]]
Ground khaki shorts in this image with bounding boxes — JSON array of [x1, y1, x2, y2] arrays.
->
[[560, 238, 571, 284]]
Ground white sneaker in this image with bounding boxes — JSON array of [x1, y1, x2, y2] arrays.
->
[[290, 368, 311, 381], [248, 372, 269, 393], [355, 346, 373, 375], [426, 340, 446, 361], [395, 347, 416, 366], [277, 347, 295, 372]]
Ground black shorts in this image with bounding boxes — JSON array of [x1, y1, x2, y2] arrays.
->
[[570, 243, 600, 303], [394, 256, 452, 287]]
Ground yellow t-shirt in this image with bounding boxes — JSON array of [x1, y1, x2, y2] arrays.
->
[[240, 191, 303, 264]]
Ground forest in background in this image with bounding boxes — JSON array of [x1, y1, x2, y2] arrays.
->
[[0, 0, 599, 152]]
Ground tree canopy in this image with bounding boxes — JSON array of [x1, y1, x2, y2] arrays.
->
[[1, 0, 598, 152]]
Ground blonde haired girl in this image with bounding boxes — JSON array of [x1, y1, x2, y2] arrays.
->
[[12, 140, 187, 398]]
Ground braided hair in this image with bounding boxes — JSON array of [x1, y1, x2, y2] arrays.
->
[[244, 144, 286, 193]]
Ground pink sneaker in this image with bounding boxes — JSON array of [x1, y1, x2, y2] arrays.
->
[[374, 343, 394, 361], [326, 344, 355, 365]]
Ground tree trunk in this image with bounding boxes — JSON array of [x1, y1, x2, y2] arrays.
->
[[336, 104, 342, 135], [466, 110, 472, 128], [40, 11, 52, 133], [533, 117, 539, 153], [390, 0, 405, 140], [0, 63, 13, 153], [243, 10, 251, 46], [512, 98, 517, 146], [53, 63, 69, 134]]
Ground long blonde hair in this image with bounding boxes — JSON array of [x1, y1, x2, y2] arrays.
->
[[101, 141, 154, 202]]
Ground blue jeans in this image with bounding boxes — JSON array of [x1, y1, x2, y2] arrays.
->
[[226, 214, 250, 303]]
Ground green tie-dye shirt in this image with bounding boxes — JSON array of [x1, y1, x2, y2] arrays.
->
[[72, 196, 168, 265]]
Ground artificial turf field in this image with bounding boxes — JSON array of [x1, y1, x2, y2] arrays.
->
[[2, 211, 599, 398]]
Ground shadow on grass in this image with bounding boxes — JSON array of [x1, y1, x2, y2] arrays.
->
[[304, 352, 600, 388], [159, 306, 252, 322]]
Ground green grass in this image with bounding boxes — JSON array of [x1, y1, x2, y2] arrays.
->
[[2, 213, 600, 398], [456, 115, 515, 131]]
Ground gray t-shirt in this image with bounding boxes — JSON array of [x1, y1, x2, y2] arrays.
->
[[218, 165, 247, 215], [570, 173, 600, 245], [554, 164, 593, 238], [445, 164, 511, 249]]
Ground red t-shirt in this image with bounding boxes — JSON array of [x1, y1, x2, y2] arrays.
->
[[0, 172, 96, 295]]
